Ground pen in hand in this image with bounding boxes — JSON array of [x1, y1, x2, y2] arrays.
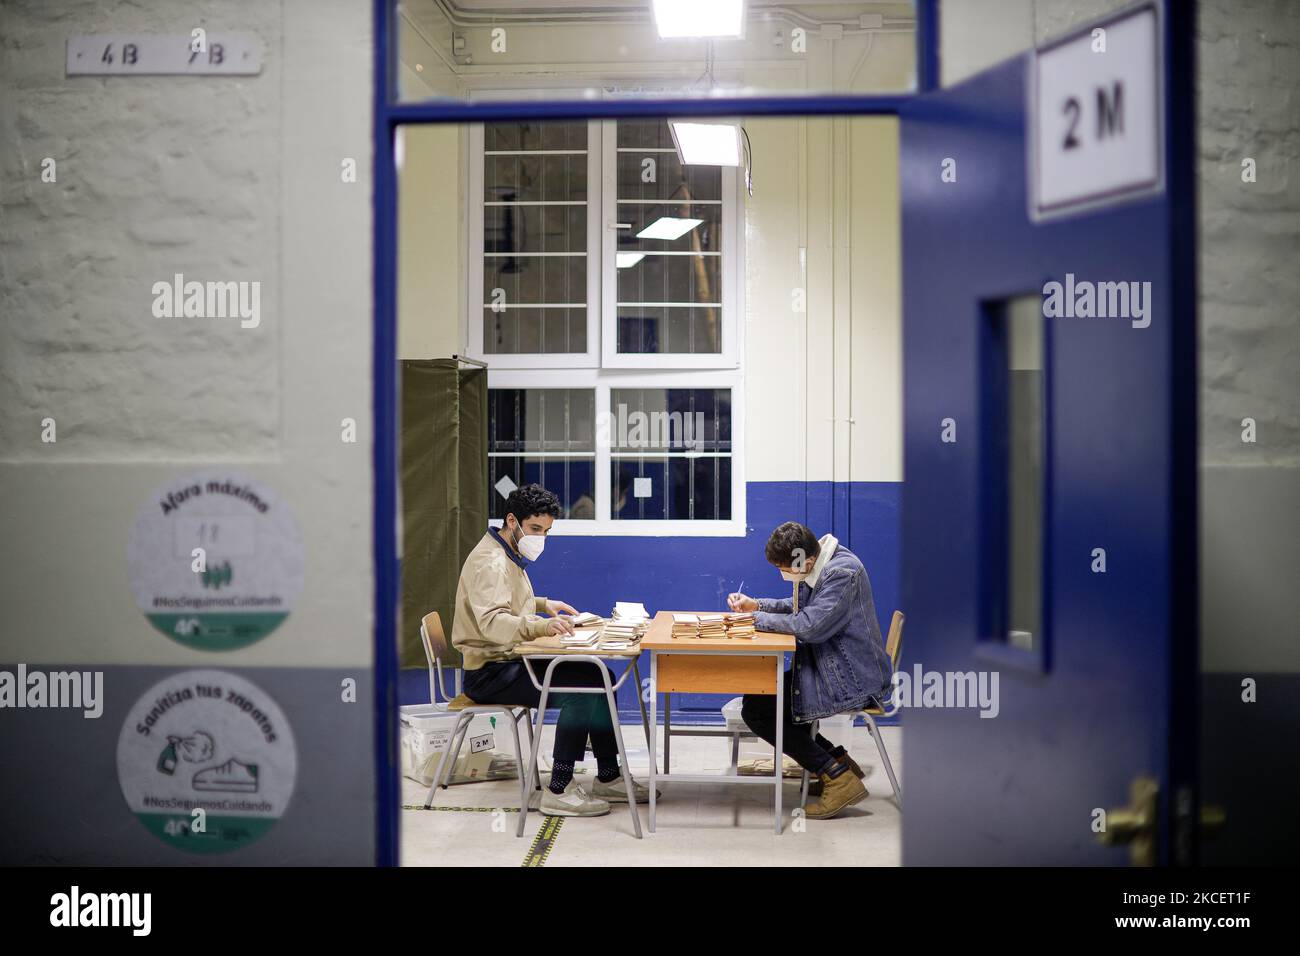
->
[[727, 581, 745, 612]]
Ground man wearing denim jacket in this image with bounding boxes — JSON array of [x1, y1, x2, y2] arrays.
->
[[728, 522, 894, 819]]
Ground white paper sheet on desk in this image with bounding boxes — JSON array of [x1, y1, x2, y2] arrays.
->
[[569, 611, 603, 626], [612, 601, 648, 620], [599, 641, 631, 650]]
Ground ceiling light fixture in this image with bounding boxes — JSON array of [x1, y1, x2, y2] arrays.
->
[[670, 120, 742, 166], [652, 0, 744, 39], [636, 217, 704, 241]]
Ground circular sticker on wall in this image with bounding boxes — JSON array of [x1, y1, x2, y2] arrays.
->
[[128, 470, 304, 651], [117, 670, 297, 854]]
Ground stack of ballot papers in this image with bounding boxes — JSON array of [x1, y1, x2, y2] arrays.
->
[[602, 601, 649, 641], [724, 612, 757, 638], [697, 613, 727, 639], [567, 611, 604, 626], [611, 601, 649, 624], [671, 613, 700, 638], [601, 620, 643, 641], [560, 628, 601, 646]]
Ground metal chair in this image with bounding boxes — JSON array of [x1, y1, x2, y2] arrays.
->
[[515, 652, 643, 839], [418, 611, 541, 812], [798, 610, 905, 810]]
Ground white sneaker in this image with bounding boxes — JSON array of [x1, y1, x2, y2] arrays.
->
[[592, 773, 659, 804], [539, 779, 610, 817]]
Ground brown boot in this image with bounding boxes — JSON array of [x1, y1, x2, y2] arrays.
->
[[807, 753, 864, 796], [804, 769, 868, 819]]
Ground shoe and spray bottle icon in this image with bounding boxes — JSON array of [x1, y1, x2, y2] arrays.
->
[[156, 730, 260, 793]]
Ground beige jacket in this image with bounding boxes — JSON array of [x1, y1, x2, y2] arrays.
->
[[451, 530, 551, 671]]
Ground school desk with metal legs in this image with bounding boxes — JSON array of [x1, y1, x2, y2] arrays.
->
[[642, 611, 796, 835], [516, 640, 645, 839]]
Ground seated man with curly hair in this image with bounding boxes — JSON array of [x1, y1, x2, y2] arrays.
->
[[451, 483, 654, 817]]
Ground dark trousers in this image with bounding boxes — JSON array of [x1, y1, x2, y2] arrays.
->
[[741, 670, 839, 775], [463, 659, 617, 765]]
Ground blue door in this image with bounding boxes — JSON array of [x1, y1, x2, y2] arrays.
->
[[900, 2, 1198, 864]]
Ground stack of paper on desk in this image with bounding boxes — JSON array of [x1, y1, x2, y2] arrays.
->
[[568, 611, 604, 626], [697, 613, 727, 639], [561, 629, 601, 647], [601, 621, 643, 642], [611, 601, 649, 623], [725, 612, 757, 638], [671, 613, 700, 638]]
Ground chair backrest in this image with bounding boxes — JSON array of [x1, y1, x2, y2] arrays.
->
[[885, 610, 905, 669], [419, 611, 455, 702], [421, 610, 448, 661]]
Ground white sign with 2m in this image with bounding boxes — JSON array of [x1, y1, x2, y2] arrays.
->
[[1031, 6, 1161, 219]]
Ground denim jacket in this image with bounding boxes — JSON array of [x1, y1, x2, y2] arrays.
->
[[754, 541, 893, 724]]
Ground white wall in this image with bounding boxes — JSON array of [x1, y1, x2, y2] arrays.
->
[[0, 0, 373, 668], [0, 0, 375, 862], [398, 125, 464, 359], [743, 115, 902, 484]]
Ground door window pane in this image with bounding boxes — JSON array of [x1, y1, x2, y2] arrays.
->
[[983, 295, 1045, 651]]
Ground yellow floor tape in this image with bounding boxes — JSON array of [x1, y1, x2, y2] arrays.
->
[[522, 814, 564, 867], [401, 803, 561, 867]]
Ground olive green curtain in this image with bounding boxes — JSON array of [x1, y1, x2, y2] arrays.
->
[[400, 359, 488, 673]]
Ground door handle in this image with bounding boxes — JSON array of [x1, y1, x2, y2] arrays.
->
[[1097, 775, 1158, 866], [1097, 776, 1227, 865]]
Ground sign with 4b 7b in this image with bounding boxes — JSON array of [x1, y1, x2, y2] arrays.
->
[[66, 33, 262, 76]]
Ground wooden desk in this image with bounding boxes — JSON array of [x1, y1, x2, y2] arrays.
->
[[642, 611, 796, 834]]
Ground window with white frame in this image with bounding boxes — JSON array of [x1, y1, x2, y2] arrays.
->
[[470, 116, 744, 534]]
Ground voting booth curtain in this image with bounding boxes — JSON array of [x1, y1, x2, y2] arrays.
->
[[400, 359, 488, 674]]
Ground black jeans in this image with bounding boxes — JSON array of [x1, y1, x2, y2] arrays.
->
[[463, 659, 617, 765], [741, 670, 840, 775]]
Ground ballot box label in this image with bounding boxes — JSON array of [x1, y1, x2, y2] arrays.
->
[[127, 470, 304, 651], [117, 670, 297, 854], [1030, 4, 1162, 219]]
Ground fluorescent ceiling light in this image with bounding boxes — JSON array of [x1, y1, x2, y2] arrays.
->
[[636, 217, 704, 241], [616, 252, 646, 268], [653, 0, 744, 39], [670, 120, 742, 166]]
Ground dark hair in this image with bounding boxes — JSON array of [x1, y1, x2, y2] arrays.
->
[[764, 521, 819, 570], [504, 483, 562, 525]]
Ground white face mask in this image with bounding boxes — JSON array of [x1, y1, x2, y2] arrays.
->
[[512, 525, 546, 562], [780, 569, 809, 583]]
